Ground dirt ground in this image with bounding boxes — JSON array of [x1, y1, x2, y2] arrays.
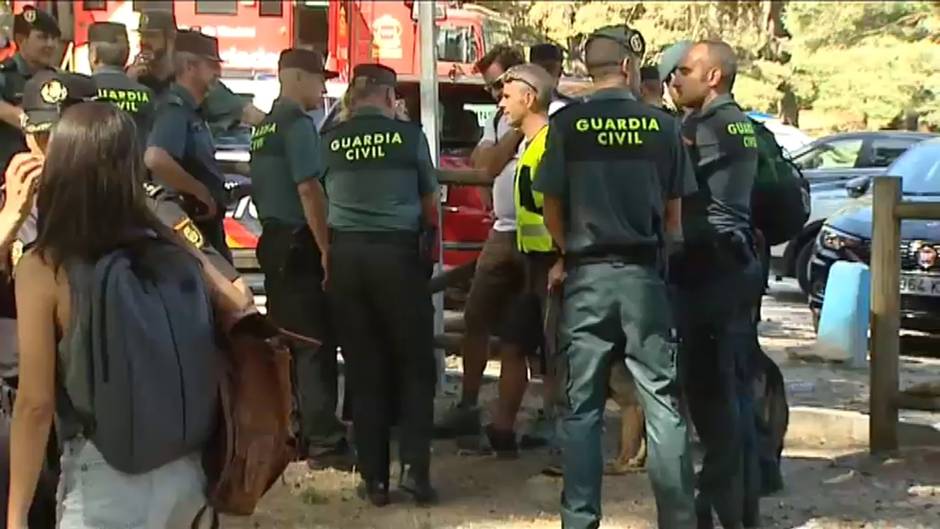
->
[[227, 280, 940, 529]]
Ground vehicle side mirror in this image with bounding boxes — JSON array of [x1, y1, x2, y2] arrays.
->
[[846, 176, 870, 198]]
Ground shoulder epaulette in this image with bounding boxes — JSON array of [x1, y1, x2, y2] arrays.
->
[[163, 92, 185, 107]]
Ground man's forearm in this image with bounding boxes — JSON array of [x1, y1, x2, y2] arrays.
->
[[421, 193, 439, 228], [543, 196, 566, 251], [240, 104, 265, 127], [298, 181, 331, 256], [665, 198, 682, 238], [144, 147, 208, 198], [0, 101, 23, 129], [472, 130, 523, 179]]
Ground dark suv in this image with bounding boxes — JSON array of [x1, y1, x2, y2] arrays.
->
[[808, 138, 940, 332]]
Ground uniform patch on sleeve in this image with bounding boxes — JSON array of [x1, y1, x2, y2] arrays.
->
[[10, 240, 24, 267], [174, 217, 205, 248]]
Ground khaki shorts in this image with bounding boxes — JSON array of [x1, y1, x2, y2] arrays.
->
[[501, 253, 555, 354], [462, 230, 526, 337]]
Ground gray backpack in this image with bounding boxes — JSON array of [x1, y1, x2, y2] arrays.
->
[[61, 237, 220, 474]]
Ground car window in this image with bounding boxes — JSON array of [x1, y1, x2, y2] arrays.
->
[[870, 137, 919, 167], [893, 143, 940, 195], [793, 138, 864, 170]]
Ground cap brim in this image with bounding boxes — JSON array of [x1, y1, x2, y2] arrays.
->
[[658, 40, 692, 81], [23, 111, 58, 134]]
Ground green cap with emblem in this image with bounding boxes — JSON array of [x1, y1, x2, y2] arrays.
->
[[138, 10, 177, 33], [14, 6, 61, 39], [175, 29, 223, 62], [586, 25, 646, 59], [21, 71, 97, 134]]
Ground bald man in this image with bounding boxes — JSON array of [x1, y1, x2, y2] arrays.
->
[[670, 40, 763, 529], [537, 25, 696, 529]]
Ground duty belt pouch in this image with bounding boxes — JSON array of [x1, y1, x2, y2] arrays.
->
[[287, 226, 320, 274], [419, 225, 437, 276], [671, 241, 746, 287]]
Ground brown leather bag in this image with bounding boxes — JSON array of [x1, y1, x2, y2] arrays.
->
[[202, 313, 309, 516]]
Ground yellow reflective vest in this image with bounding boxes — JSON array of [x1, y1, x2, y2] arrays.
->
[[514, 125, 553, 253]]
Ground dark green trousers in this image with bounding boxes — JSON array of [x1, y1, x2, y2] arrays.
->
[[674, 255, 764, 528], [257, 223, 346, 453], [329, 231, 435, 485], [560, 263, 694, 529]]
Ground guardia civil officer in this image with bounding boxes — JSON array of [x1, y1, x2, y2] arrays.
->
[[669, 41, 764, 529], [129, 10, 265, 128], [145, 30, 233, 263], [534, 25, 696, 529], [320, 64, 438, 507], [0, 6, 59, 173], [249, 49, 352, 469], [87, 22, 155, 146]]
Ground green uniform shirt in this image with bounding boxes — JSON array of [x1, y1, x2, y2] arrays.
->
[[93, 66, 156, 147], [148, 83, 227, 204], [534, 87, 697, 256], [320, 106, 438, 232], [249, 98, 322, 226], [680, 93, 758, 243], [139, 72, 246, 132]]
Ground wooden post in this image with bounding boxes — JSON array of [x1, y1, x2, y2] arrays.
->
[[869, 176, 902, 453]]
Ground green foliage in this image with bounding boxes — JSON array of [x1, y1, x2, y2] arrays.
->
[[474, 0, 940, 132]]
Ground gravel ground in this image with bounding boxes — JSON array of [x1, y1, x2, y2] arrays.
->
[[226, 279, 940, 529]]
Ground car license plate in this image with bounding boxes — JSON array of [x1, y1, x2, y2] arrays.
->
[[899, 274, 940, 297]]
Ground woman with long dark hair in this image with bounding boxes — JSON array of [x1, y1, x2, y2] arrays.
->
[[6, 102, 249, 529]]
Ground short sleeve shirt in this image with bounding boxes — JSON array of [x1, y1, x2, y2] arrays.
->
[[320, 106, 438, 232], [147, 83, 227, 203], [480, 110, 522, 232], [249, 98, 323, 226], [681, 94, 759, 243], [534, 87, 697, 255]]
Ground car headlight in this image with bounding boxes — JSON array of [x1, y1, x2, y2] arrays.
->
[[818, 226, 863, 252]]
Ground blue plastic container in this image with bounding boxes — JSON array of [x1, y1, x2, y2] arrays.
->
[[816, 261, 871, 367]]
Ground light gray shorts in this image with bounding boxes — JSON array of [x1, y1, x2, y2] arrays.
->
[[57, 439, 215, 529]]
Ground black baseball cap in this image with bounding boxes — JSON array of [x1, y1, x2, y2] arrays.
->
[[640, 66, 660, 82], [352, 63, 397, 87], [88, 22, 129, 45], [175, 30, 223, 62], [13, 6, 61, 38], [529, 43, 563, 64], [278, 49, 338, 79], [21, 71, 96, 134], [138, 10, 177, 33]]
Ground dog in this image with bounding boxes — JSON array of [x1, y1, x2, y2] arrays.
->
[[605, 358, 647, 474]]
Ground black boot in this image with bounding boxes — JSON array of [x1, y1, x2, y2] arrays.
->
[[357, 479, 389, 507], [399, 464, 437, 506], [696, 495, 715, 529]]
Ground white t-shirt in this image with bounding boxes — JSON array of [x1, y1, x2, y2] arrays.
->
[[479, 112, 522, 232]]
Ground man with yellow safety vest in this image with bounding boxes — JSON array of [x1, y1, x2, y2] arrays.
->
[[479, 63, 557, 458]]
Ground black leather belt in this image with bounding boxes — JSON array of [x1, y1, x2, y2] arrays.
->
[[332, 230, 418, 246], [568, 245, 659, 267]]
